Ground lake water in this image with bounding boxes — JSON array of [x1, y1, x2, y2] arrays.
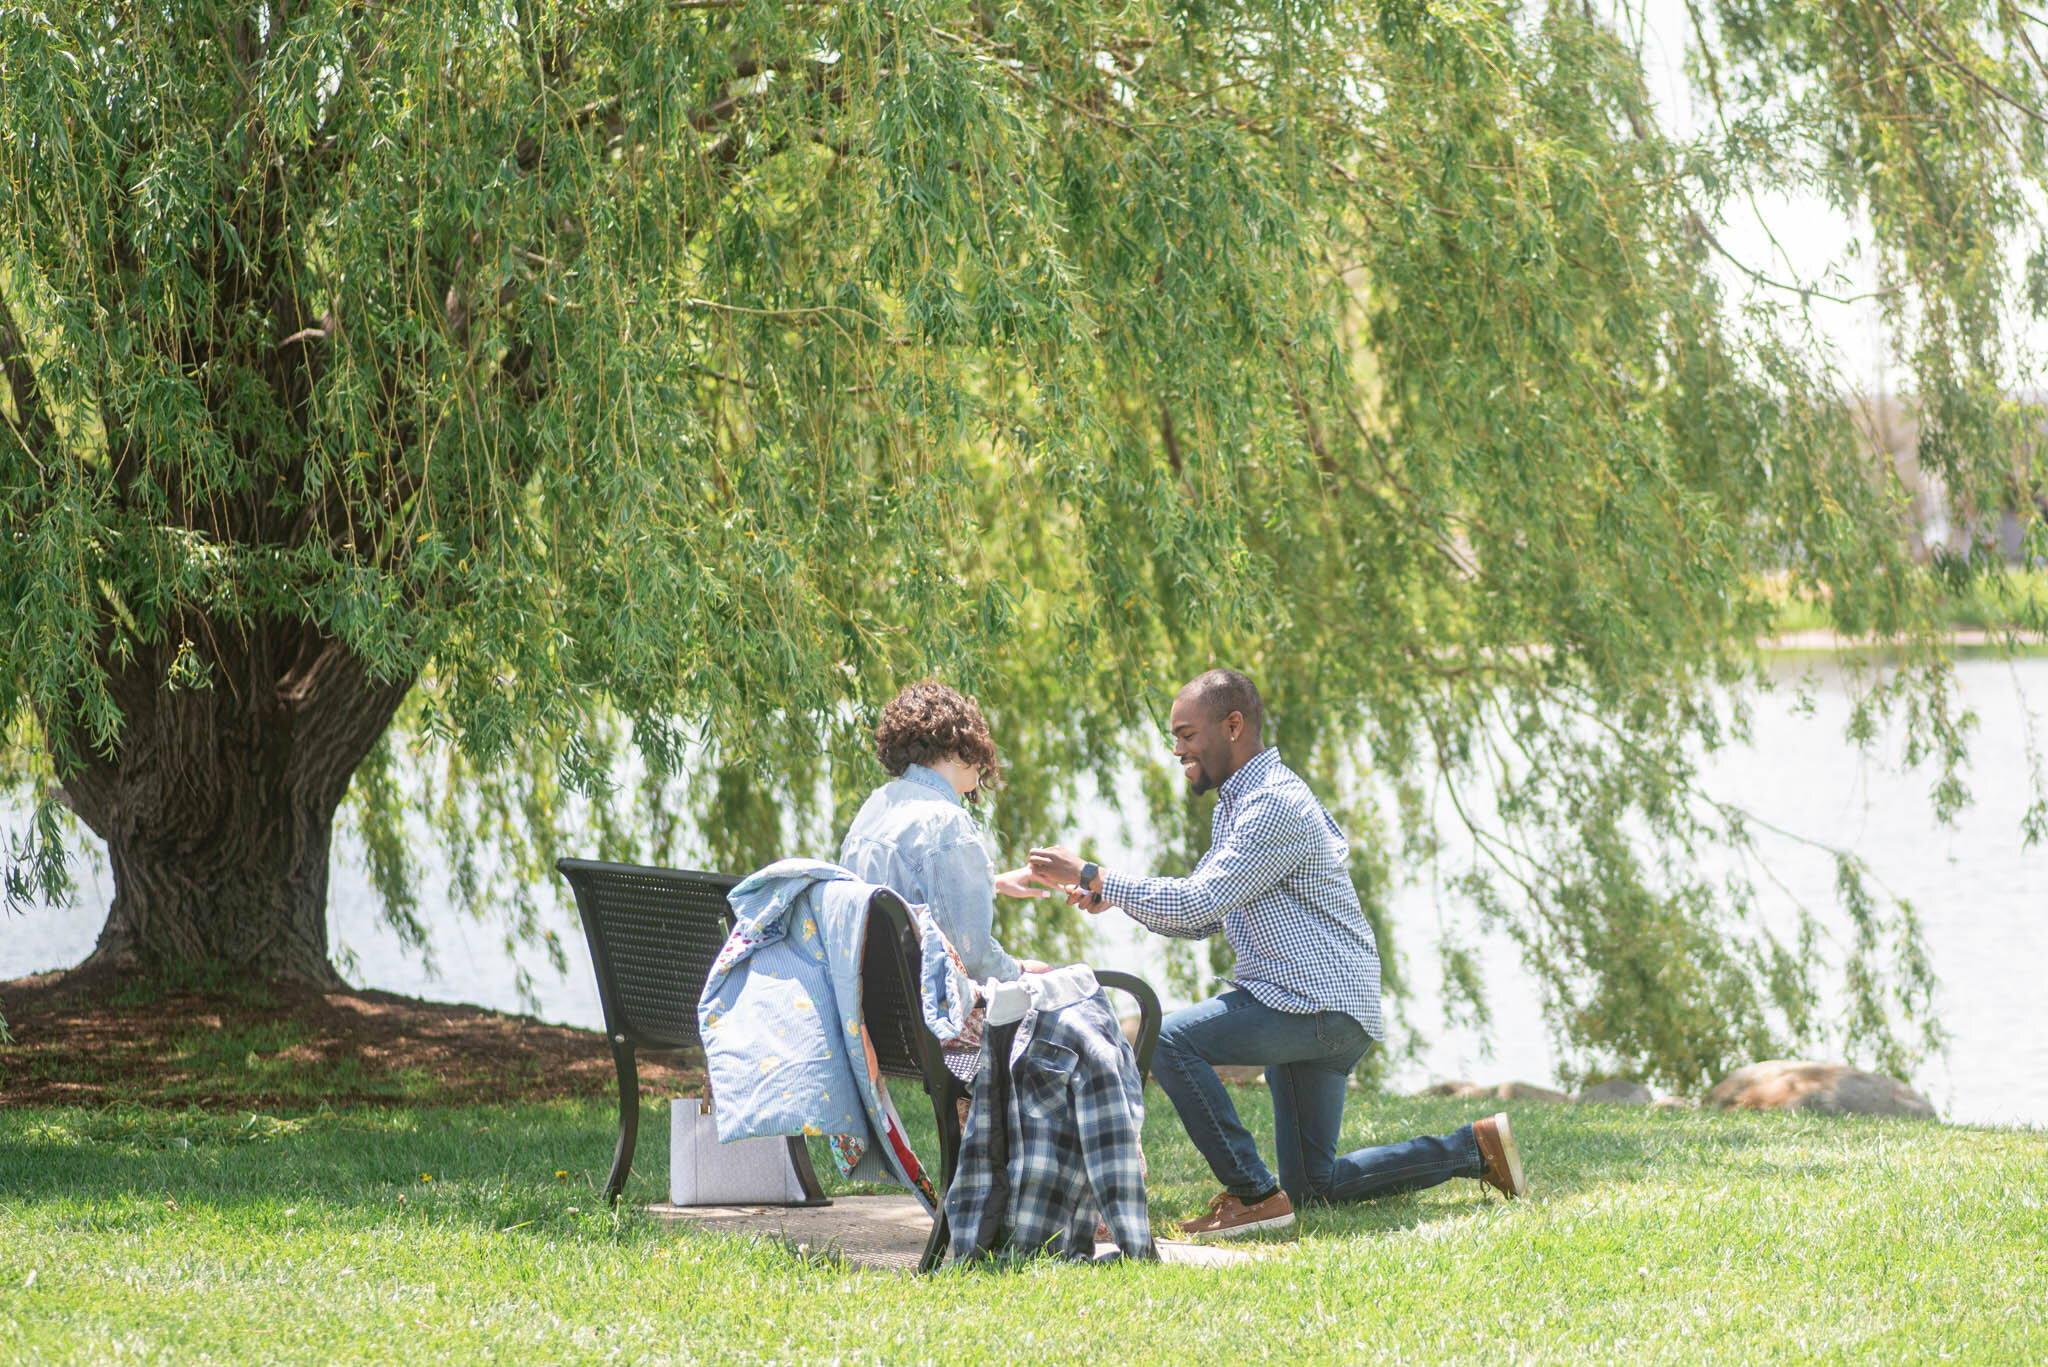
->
[[5, 655, 2044, 1129]]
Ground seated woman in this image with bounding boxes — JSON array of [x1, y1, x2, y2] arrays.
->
[[839, 680, 1048, 981]]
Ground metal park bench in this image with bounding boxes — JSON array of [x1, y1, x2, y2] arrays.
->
[[555, 857, 1163, 1272]]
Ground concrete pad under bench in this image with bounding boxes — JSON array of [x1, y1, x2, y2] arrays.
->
[[646, 1194, 1261, 1271]]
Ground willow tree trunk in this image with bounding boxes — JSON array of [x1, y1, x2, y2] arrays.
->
[[57, 622, 414, 987]]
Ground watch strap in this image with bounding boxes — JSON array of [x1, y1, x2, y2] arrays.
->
[[1079, 860, 1103, 906]]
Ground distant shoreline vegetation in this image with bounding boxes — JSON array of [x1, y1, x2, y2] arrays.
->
[[1765, 568, 2048, 644], [1763, 631, 2048, 656]]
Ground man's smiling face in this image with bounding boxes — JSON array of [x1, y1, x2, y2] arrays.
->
[[1168, 691, 1238, 796]]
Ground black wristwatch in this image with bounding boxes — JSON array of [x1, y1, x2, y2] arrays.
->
[[1078, 860, 1103, 906]]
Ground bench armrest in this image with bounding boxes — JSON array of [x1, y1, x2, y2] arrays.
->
[[1091, 969, 1163, 1082]]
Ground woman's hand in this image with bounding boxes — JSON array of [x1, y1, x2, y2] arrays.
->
[[994, 866, 1056, 900]]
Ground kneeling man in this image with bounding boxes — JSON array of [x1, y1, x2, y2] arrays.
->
[[1031, 668, 1526, 1238]]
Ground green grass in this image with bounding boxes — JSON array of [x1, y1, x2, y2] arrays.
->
[[2, 1088, 2041, 1365]]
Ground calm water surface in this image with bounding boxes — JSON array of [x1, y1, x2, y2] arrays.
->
[[6, 656, 2043, 1128]]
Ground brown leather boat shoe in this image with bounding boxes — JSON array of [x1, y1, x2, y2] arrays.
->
[[1473, 1111, 1527, 1198], [1178, 1189, 1296, 1239]]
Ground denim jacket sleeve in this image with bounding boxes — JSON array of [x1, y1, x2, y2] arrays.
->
[[923, 830, 1023, 982]]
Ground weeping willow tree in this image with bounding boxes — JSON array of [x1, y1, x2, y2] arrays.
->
[[4, 0, 2043, 1089]]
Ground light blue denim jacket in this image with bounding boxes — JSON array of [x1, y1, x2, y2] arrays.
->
[[698, 859, 902, 1190], [697, 858, 979, 1203], [839, 764, 1023, 981]]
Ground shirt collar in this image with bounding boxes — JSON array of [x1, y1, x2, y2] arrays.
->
[[1218, 746, 1280, 803], [902, 762, 964, 806]]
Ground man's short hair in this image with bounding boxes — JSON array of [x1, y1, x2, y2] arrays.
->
[[1182, 668, 1264, 738]]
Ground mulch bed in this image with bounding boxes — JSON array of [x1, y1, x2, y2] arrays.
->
[[0, 967, 703, 1109]]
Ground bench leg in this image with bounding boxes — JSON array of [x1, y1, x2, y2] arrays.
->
[[916, 1077, 969, 1273], [604, 1041, 639, 1207], [782, 1135, 830, 1205], [918, 1207, 951, 1273]]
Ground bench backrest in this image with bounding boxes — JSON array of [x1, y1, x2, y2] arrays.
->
[[557, 859, 738, 1052], [557, 858, 949, 1085], [857, 887, 949, 1084]]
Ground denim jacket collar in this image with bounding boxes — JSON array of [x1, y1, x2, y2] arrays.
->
[[902, 762, 964, 807]]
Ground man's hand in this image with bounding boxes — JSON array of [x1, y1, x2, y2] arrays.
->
[[1031, 846, 1111, 913], [1026, 845, 1086, 886], [1064, 885, 1114, 914], [1019, 958, 1052, 973], [993, 866, 1057, 900]]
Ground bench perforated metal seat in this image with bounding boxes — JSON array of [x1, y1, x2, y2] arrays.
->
[[556, 857, 1162, 1272]]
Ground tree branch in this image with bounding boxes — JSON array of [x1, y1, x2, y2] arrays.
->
[[1871, 0, 2048, 127], [2005, 1, 2048, 88], [0, 299, 61, 463], [1158, 402, 1184, 480], [1278, 341, 1336, 476], [1686, 211, 1903, 306]]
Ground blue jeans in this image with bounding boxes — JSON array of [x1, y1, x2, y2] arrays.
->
[[1151, 990, 1483, 1205]]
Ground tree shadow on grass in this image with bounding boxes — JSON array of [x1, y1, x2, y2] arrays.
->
[[0, 970, 702, 1109], [0, 1102, 641, 1235]]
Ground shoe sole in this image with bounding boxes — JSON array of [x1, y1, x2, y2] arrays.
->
[[1181, 1210, 1296, 1240], [1491, 1112, 1527, 1198]]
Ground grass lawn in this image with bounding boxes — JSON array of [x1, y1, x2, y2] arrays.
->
[[3, 1087, 2041, 1366]]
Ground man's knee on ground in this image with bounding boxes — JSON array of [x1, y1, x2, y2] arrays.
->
[[1281, 1176, 1338, 1207]]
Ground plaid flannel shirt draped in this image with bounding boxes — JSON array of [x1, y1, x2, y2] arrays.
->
[[944, 988, 1155, 1262]]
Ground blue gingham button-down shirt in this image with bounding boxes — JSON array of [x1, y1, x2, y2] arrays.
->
[[1102, 747, 1384, 1039]]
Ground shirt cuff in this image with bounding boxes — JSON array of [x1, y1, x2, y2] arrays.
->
[[1100, 871, 1143, 910]]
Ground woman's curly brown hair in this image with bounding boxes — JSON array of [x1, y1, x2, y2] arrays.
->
[[873, 681, 1003, 799]]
